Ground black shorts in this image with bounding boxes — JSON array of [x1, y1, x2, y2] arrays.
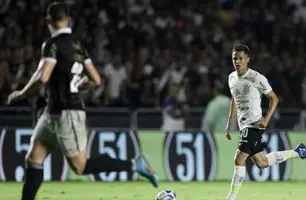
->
[[238, 127, 267, 156]]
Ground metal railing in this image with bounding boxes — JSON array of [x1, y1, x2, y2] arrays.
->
[[0, 106, 305, 131]]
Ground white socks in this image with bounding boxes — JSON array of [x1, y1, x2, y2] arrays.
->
[[225, 166, 245, 200], [266, 150, 299, 166], [225, 150, 299, 200]]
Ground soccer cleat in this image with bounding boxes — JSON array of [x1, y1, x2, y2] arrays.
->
[[294, 143, 306, 159], [135, 155, 159, 188]]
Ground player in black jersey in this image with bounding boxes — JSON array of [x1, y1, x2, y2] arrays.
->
[[7, 2, 158, 200]]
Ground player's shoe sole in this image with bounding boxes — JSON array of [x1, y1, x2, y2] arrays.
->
[[294, 143, 306, 159], [135, 155, 159, 188]]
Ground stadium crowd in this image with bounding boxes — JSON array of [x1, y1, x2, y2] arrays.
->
[[0, 0, 306, 109]]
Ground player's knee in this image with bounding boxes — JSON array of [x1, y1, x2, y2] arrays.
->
[[70, 163, 85, 175], [25, 139, 52, 164], [25, 154, 33, 164], [69, 159, 86, 175], [234, 160, 245, 166], [71, 166, 84, 175], [25, 151, 44, 165], [234, 157, 246, 166], [255, 160, 269, 169], [66, 149, 87, 175]]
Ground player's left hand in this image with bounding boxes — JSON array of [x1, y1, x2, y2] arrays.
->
[[258, 119, 269, 129], [7, 90, 24, 105], [225, 124, 231, 140]]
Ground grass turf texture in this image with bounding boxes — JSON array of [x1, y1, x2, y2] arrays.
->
[[0, 181, 305, 200]]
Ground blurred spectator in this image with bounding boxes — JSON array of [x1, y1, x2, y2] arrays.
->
[[161, 84, 189, 132], [0, 0, 305, 111], [0, 48, 12, 105], [201, 80, 236, 133], [104, 53, 127, 106]]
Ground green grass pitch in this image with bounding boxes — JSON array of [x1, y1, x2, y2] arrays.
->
[[1, 181, 305, 200]]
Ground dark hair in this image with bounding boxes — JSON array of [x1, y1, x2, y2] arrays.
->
[[47, 2, 70, 22], [232, 44, 250, 54]]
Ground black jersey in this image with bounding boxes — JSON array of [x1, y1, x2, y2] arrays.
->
[[41, 28, 89, 114]]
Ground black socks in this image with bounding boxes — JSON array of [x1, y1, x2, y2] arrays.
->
[[21, 163, 44, 200], [83, 153, 133, 174], [21, 154, 134, 200]]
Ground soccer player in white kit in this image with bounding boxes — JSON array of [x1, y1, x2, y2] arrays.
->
[[224, 44, 306, 200]]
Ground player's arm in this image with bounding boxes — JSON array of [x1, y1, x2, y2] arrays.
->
[[262, 91, 279, 126], [258, 75, 279, 128], [21, 40, 58, 95], [84, 60, 101, 87], [226, 97, 237, 130], [80, 45, 101, 87], [226, 74, 237, 131], [22, 59, 56, 95], [7, 42, 57, 104], [225, 97, 236, 140]]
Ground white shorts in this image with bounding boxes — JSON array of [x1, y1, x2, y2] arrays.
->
[[32, 110, 88, 157]]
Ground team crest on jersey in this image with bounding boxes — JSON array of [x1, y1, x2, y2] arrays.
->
[[232, 84, 250, 96], [234, 89, 241, 95], [242, 84, 250, 95], [244, 77, 255, 83]]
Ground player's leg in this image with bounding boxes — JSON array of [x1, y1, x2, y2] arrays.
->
[[251, 143, 306, 168], [21, 114, 57, 200], [225, 149, 249, 200], [56, 110, 159, 187]]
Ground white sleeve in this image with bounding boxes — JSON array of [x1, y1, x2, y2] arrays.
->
[[257, 74, 272, 94], [228, 74, 232, 89]]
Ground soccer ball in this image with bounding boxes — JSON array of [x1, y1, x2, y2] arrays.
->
[[155, 189, 177, 200]]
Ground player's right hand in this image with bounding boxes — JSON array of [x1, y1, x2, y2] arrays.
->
[[225, 126, 231, 140], [225, 132, 231, 140]]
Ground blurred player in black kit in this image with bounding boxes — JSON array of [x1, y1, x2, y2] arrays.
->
[[7, 2, 158, 200]]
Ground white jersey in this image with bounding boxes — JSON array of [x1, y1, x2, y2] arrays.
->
[[228, 69, 272, 130]]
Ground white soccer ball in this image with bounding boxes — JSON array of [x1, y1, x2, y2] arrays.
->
[[155, 189, 177, 200]]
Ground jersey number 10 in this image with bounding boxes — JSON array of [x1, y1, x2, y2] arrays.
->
[[70, 62, 84, 93]]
